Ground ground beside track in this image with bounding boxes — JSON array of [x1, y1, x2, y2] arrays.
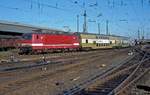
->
[[0, 50, 104, 70], [0, 49, 131, 95]]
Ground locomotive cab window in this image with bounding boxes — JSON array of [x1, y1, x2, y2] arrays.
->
[[22, 33, 32, 40]]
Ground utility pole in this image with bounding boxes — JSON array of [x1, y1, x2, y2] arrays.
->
[[142, 29, 145, 40], [106, 20, 109, 35], [77, 15, 79, 32], [83, 10, 88, 33], [98, 23, 100, 35], [138, 29, 140, 40]]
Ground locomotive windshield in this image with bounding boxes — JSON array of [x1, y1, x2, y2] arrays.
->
[[22, 33, 32, 40]]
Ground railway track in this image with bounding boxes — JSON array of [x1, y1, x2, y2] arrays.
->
[[0, 49, 126, 95], [62, 50, 150, 95], [114, 54, 150, 95], [0, 49, 111, 64], [0, 49, 117, 72], [83, 64, 141, 95], [0, 49, 115, 71], [59, 54, 138, 95]]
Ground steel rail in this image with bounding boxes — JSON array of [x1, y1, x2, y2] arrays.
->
[[108, 53, 150, 95], [0, 50, 109, 72], [116, 68, 150, 95], [61, 54, 137, 95]]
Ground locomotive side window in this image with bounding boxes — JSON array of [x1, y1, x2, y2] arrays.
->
[[93, 41, 96, 44], [22, 33, 32, 40]]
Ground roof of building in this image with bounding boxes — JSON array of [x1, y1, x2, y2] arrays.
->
[[0, 20, 64, 34]]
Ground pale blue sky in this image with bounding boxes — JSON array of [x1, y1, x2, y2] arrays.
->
[[0, 0, 150, 39]]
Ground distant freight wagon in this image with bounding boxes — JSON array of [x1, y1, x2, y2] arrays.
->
[[18, 31, 130, 54], [0, 35, 20, 51]]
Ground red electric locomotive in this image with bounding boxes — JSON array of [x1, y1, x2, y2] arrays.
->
[[19, 32, 80, 54]]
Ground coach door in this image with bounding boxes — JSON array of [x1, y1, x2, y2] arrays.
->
[[32, 34, 43, 47]]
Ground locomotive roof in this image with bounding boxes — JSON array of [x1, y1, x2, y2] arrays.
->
[[27, 31, 75, 35]]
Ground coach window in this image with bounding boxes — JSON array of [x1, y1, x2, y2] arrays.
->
[[93, 41, 96, 44], [110, 41, 112, 44], [86, 39, 88, 43], [115, 40, 117, 44], [96, 43, 98, 46]]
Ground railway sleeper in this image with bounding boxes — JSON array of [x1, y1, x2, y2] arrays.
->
[[83, 73, 130, 95], [85, 91, 111, 95]]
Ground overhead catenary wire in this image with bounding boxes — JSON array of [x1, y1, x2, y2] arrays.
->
[[0, 4, 28, 12], [130, 0, 150, 39], [0, 2, 67, 24], [24, 0, 70, 12]]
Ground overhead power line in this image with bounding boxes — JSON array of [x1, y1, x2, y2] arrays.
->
[[0, 4, 28, 12], [24, 0, 69, 12]]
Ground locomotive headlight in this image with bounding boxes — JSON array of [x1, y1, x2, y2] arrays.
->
[[73, 43, 79, 45]]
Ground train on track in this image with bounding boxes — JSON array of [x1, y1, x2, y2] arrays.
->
[[0, 35, 20, 51], [18, 31, 130, 54], [0, 30, 22, 51]]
